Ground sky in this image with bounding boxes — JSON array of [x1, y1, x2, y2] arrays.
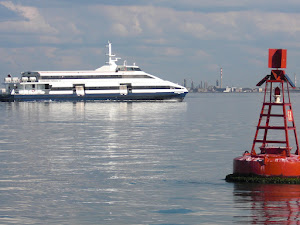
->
[[1, 0, 300, 87]]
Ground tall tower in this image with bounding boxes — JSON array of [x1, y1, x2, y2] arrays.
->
[[220, 68, 223, 88]]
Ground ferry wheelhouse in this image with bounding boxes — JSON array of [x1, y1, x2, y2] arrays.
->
[[0, 42, 188, 102]]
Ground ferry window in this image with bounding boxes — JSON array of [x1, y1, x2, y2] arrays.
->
[[39, 74, 153, 79], [45, 84, 50, 89], [32, 84, 35, 88]]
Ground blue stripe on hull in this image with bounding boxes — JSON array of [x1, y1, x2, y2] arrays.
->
[[3, 92, 187, 102]]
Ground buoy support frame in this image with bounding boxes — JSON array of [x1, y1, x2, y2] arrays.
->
[[251, 74, 299, 157], [228, 49, 300, 181]]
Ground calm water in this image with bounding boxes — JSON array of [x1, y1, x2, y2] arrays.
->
[[1, 93, 300, 224]]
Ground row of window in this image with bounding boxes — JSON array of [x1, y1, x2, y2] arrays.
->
[[117, 66, 142, 71], [51, 86, 182, 91], [22, 84, 51, 89], [39, 75, 153, 80]]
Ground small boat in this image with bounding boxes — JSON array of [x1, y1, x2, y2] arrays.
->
[[0, 42, 188, 102]]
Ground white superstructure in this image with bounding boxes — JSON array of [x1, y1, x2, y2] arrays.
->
[[1, 42, 188, 101]]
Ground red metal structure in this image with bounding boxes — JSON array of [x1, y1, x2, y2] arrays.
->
[[233, 49, 300, 177], [268, 49, 287, 68]]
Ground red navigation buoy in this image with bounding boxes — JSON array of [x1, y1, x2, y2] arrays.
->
[[226, 49, 300, 183]]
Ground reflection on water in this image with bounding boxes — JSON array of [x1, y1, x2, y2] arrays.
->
[[2, 94, 300, 224], [0, 101, 190, 224], [233, 183, 300, 223], [5, 101, 187, 120]]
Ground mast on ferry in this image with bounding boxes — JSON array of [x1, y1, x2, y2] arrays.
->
[[106, 41, 120, 66]]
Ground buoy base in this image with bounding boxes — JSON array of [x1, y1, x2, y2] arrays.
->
[[225, 173, 300, 184], [232, 152, 300, 178]]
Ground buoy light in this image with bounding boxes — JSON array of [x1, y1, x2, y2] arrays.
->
[[274, 86, 281, 103]]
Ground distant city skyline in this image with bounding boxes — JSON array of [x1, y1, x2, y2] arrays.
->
[[1, 1, 300, 87]]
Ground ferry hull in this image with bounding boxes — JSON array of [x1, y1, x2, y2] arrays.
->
[[0, 94, 14, 102], [0, 92, 187, 102]]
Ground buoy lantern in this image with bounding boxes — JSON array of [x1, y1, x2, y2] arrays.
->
[[226, 49, 300, 183], [274, 86, 281, 103]]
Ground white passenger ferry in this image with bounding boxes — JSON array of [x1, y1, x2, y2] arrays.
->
[[0, 42, 188, 102]]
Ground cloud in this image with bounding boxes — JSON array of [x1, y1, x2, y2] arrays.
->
[[136, 45, 182, 58], [143, 38, 168, 45], [195, 50, 211, 59], [0, 1, 84, 46], [89, 5, 300, 43], [96, 5, 154, 37], [252, 12, 300, 35], [1, 1, 300, 86], [0, 45, 105, 75], [0, 1, 57, 34]]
